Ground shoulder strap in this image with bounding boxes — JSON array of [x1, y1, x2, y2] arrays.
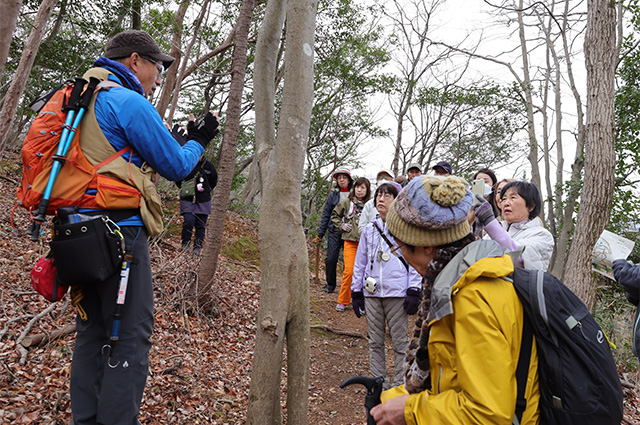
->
[[513, 270, 535, 425], [372, 221, 409, 271]]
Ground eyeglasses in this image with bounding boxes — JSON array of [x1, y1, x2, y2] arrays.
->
[[376, 192, 394, 201], [390, 244, 402, 257], [140, 55, 165, 78]]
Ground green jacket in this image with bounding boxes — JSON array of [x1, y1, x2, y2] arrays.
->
[[331, 197, 365, 242]]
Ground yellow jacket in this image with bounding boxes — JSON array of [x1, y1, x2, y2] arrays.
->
[[382, 240, 540, 424]]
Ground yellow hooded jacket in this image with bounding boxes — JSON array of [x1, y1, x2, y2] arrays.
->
[[382, 240, 540, 425]]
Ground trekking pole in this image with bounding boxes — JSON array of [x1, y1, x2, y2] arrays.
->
[[102, 222, 129, 368], [28, 77, 99, 241], [314, 243, 320, 284], [340, 375, 384, 425]]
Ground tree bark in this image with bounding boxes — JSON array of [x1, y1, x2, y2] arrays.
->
[[245, 0, 286, 422], [241, 0, 285, 208], [246, 0, 316, 423], [155, 0, 190, 118], [549, 0, 587, 278], [196, 0, 255, 310], [564, 0, 616, 308], [0, 0, 58, 156], [0, 0, 23, 79]]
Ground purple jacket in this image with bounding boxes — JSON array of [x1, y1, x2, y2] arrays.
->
[[352, 216, 422, 297]]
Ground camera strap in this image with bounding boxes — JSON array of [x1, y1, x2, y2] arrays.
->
[[372, 221, 409, 271]]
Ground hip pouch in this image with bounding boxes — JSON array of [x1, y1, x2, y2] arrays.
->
[[50, 216, 123, 286]]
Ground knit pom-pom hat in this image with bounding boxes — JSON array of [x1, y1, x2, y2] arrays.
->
[[386, 175, 473, 246]]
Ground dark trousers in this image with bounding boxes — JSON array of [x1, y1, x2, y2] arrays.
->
[[325, 231, 343, 291], [181, 213, 208, 249], [70, 226, 153, 425]]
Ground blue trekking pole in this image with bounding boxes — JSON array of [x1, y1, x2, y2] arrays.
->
[[103, 224, 130, 368], [29, 77, 100, 241]]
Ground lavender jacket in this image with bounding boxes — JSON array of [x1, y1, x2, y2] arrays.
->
[[352, 216, 422, 298]]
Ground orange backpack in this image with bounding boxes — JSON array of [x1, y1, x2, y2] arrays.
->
[[17, 79, 131, 216]]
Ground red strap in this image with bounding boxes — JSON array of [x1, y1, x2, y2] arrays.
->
[[95, 146, 132, 170]]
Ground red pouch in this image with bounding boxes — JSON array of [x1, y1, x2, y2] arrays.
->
[[31, 254, 67, 302]]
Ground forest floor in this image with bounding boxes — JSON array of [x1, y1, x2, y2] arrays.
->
[[0, 148, 640, 424]]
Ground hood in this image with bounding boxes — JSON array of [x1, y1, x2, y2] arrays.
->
[[428, 239, 522, 323]]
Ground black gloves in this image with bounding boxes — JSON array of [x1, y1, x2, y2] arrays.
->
[[171, 124, 187, 145], [352, 291, 365, 318], [612, 259, 640, 306], [404, 287, 421, 315], [473, 194, 496, 227], [187, 112, 220, 150]]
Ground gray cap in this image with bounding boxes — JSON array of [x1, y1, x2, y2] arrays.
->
[[104, 30, 175, 69], [406, 162, 422, 172]]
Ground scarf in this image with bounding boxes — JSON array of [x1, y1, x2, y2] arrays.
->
[[93, 56, 145, 96]]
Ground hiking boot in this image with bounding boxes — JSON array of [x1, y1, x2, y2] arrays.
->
[[324, 286, 335, 293], [336, 303, 346, 312]]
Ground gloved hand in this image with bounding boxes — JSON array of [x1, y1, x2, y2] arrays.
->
[[187, 111, 220, 149], [473, 194, 495, 227], [171, 123, 187, 145], [341, 223, 353, 232], [612, 259, 640, 306], [352, 291, 365, 318], [404, 287, 421, 315], [312, 235, 322, 244]]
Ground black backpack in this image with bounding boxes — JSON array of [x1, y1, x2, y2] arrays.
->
[[509, 267, 623, 425]]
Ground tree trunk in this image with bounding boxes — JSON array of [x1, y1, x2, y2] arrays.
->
[[564, 0, 616, 309], [155, 0, 190, 118], [517, 0, 542, 209], [241, 0, 286, 209], [245, 0, 286, 422], [247, 0, 316, 421], [0, 0, 58, 156], [196, 0, 255, 310], [0, 0, 23, 79], [131, 0, 141, 30], [549, 0, 587, 278], [166, 0, 213, 125]]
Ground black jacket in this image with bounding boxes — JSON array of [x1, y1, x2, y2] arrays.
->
[[177, 158, 218, 203], [317, 190, 342, 238]]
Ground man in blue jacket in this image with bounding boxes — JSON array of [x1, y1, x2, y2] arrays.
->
[[69, 30, 220, 425], [313, 167, 353, 293]]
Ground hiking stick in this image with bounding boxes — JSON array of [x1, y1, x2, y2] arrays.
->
[[29, 77, 99, 241], [340, 375, 384, 425], [314, 243, 320, 285]]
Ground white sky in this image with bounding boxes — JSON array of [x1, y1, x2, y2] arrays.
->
[[351, 0, 587, 184]]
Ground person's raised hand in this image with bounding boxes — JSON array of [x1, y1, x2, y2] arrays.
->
[[473, 194, 495, 227], [187, 111, 220, 149], [612, 259, 640, 306]]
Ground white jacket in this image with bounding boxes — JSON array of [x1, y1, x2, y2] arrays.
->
[[502, 217, 554, 270]]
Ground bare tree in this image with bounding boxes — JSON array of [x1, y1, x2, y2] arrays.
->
[[564, 0, 616, 308], [246, 0, 316, 423], [386, 0, 448, 176], [154, 0, 191, 118], [0, 0, 58, 156], [0, 0, 24, 78], [196, 0, 255, 310]]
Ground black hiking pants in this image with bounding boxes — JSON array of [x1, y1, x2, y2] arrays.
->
[[325, 231, 343, 292]]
